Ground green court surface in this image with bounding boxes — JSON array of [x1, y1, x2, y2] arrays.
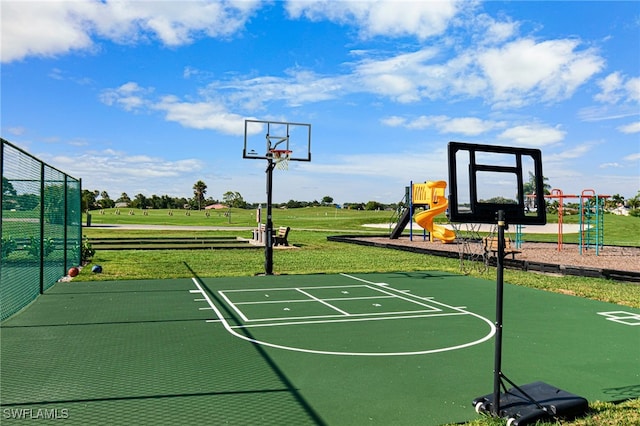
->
[[1, 272, 638, 425]]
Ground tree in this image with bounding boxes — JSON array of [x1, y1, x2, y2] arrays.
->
[[223, 191, 247, 208], [44, 184, 65, 224], [81, 189, 98, 211], [131, 193, 148, 209], [628, 190, 640, 210], [193, 180, 207, 210], [365, 201, 384, 210], [321, 196, 334, 205], [482, 196, 517, 204], [98, 191, 115, 209], [2, 176, 17, 210], [523, 171, 551, 195], [2, 176, 16, 197], [607, 193, 625, 209], [116, 193, 131, 205]]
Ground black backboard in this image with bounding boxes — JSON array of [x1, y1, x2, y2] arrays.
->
[[447, 142, 546, 225]]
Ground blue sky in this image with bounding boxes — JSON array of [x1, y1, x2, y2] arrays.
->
[[2, 0, 639, 205]]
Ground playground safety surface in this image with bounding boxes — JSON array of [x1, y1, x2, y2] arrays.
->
[[1, 272, 638, 425]]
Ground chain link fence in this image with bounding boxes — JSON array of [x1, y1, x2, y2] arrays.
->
[[1, 138, 82, 320]]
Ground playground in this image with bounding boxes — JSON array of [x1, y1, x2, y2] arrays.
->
[[370, 176, 640, 282]]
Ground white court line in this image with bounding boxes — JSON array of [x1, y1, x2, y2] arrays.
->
[[236, 308, 438, 324], [191, 277, 496, 356], [232, 311, 466, 329], [220, 284, 369, 293], [363, 284, 441, 312], [217, 289, 250, 322], [221, 282, 439, 322], [341, 273, 468, 313], [295, 288, 351, 316], [234, 295, 395, 305]]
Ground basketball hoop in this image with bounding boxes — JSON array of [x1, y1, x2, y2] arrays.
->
[[269, 149, 292, 170]]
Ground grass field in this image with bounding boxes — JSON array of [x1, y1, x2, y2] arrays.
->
[[82, 206, 640, 246], [51, 208, 640, 424]]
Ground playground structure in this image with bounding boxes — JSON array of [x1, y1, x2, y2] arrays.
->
[[390, 180, 456, 243], [543, 189, 608, 255]]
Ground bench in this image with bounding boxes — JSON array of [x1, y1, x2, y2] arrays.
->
[[482, 236, 521, 259], [252, 224, 290, 246], [274, 226, 290, 246]]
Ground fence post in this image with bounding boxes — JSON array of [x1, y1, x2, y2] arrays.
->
[[39, 163, 45, 294]]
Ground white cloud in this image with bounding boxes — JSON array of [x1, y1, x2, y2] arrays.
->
[[6, 127, 26, 136], [1, 1, 95, 62], [304, 149, 449, 182], [1, 0, 260, 63], [216, 69, 348, 109], [478, 38, 604, 107], [45, 149, 205, 196], [595, 73, 640, 104], [595, 72, 624, 104], [544, 143, 599, 175], [154, 96, 247, 135], [99, 82, 153, 112], [347, 37, 603, 108], [599, 162, 622, 169], [482, 17, 518, 45], [380, 116, 407, 127], [618, 121, 640, 134], [498, 124, 565, 147], [625, 76, 640, 103], [285, 0, 466, 40], [382, 114, 505, 136], [623, 153, 640, 162]]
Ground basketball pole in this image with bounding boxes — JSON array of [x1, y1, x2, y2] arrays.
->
[[492, 209, 506, 415], [265, 156, 276, 275]]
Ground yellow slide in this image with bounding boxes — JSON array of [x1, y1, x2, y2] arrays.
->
[[414, 181, 456, 243]]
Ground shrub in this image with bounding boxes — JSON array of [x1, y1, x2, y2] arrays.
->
[[26, 237, 55, 258], [1, 237, 17, 258], [81, 236, 95, 262]]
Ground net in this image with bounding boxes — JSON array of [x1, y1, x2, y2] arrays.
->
[[270, 149, 292, 170], [450, 222, 488, 274]]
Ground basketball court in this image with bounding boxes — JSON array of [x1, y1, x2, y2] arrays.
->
[[1, 271, 637, 425]]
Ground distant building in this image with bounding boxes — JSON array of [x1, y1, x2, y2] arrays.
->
[[610, 206, 630, 216], [205, 204, 227, 210]]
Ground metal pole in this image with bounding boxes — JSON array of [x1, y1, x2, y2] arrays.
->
[[264, 159, 275, 275], [63, 175, 68, 272], [39, 163, 45, 294], [492, 209, 506, 416]]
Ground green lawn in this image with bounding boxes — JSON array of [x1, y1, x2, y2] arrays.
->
[[83, 206, 640, 245], [75, 207, 640, 425]]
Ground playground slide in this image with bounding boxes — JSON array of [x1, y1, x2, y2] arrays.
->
[[390, 208, 412, 239], [414, 200, 456, 243]]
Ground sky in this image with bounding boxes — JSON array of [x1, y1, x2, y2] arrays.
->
[[2, 0, 639, 205]]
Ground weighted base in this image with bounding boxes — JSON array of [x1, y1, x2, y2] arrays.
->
[[472, 381, 588, 426]]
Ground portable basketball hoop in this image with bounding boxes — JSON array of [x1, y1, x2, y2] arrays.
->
[[269, 149, 292, 170], [243, 119, 311, 275], [448, 142, 587, 426]]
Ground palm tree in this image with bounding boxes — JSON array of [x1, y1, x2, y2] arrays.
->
[[193, 180, 207, 210], [523, 171, 551, 196]]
